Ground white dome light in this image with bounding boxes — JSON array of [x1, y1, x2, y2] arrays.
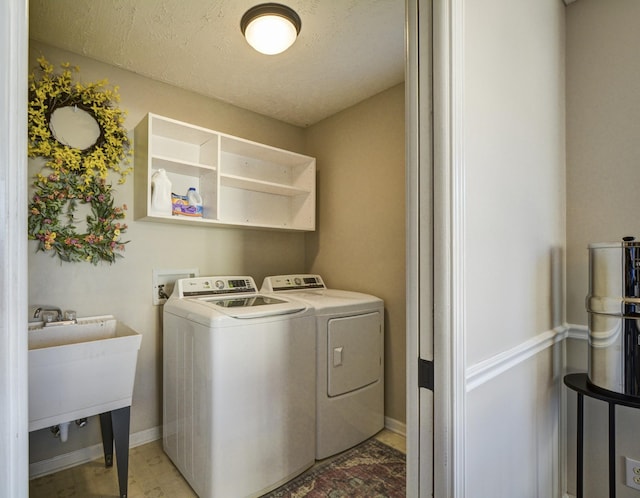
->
[[241, 4, 301, 55]]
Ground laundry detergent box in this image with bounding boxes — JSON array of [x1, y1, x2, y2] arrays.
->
[[171, 193, 203, 217]]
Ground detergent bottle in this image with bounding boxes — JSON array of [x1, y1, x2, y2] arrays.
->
[[150, 169, 172, 216]]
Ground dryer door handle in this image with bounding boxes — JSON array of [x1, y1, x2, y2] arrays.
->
[[333, 347, 343, 367]]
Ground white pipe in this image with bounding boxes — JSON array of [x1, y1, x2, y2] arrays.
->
[[58, 422, 70, 443]]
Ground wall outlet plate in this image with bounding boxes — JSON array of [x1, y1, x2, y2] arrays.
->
[[625, 456, 640, 490], [152, 268, 199, 305]]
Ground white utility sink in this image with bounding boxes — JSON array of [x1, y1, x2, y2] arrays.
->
[[28, 315, 142, 432]]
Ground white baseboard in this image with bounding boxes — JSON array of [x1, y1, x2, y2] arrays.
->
[[31, 418, 407, 479], [384, 416, 406, 436], [29, 425, 161, 479]]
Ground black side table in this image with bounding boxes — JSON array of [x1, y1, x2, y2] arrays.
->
[[564, 373, 640, 498]]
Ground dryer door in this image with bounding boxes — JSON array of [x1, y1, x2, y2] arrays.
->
[[327, 311, 382, 397]]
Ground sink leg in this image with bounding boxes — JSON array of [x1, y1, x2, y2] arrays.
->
[[112, 406, 131, 498], [99, 407, 131, 498], [99, 412, 114, 467]]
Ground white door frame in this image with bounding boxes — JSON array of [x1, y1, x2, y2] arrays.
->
[[0, 0, 30, 497], [433, 0, 466, 495], [406, 0, 466, 496], [405, 0, 423, 494], [405, 0, 435, 496]]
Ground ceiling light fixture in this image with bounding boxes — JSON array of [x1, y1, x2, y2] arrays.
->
[[240, 3, 301, 55]]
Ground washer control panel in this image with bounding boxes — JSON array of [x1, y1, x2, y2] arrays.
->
[[262, 274, 326, 292], [179, 276, 256, 297]]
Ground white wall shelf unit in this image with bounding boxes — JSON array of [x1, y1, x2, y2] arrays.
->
[[134, 113, 316, 231]]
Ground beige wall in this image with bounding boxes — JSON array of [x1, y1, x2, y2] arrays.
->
[[566, 0, 640, 326], [27, 41, 308, 463], [28, 42, 407, 464], [305, 84, 406, 423], [565, 2, 640, 496]]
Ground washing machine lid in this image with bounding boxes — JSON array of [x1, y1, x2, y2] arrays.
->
[[167, 276, 308, 319], [193, 294, 305, 319]]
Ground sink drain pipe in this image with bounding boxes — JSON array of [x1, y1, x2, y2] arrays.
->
[[50, 422, 71, 442], [50, 418, 88, 442]]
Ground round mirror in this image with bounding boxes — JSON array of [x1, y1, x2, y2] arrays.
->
[[49, 105, 102, 150]]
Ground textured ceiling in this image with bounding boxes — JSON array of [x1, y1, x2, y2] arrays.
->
[[29, 0, 405, 127]]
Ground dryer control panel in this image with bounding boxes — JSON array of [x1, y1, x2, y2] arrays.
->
[[262, 274, 326, 292], [177, 276, 257, 297]]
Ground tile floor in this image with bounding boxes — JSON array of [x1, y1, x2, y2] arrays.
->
[[29, 429, 406, 497]]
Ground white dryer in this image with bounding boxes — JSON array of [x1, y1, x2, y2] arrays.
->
[[163, 276, 316, 498], [261, 274, 384, 459]]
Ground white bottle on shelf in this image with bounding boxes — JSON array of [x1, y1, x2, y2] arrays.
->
[[151, 169, 172, 216], [186, 187, 203, 217]]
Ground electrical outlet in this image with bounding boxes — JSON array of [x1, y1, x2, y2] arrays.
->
[[152, 268, 199, 305], [625, 456, 640, 490]]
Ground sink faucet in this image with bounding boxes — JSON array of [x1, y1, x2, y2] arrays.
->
[[33, 306, 63, 323]]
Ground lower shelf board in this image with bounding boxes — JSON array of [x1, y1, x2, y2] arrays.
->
[[136, 214, 314, 232]]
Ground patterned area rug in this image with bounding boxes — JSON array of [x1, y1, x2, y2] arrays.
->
[[262, 438, 406, 497]]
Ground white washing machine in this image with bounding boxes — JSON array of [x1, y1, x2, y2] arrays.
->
[[163, 276, 316, 498], [261, 274, 384, 459]]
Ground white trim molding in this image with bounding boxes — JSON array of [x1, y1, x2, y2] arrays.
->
[[463, 323, 588, 393], [30, 419, 410, 480], [404, 0, 422, 495], [566, 323, 588, 341], [0, 1, 29, 497], [29, 425, 162, 479], [466, 325, 569, 392], [384, 416, 407, 437], [432, 0, 466, 495]]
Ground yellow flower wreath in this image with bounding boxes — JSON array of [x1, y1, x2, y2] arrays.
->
[[27, 57, 132, 264], [28, 57, 132, 184]]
